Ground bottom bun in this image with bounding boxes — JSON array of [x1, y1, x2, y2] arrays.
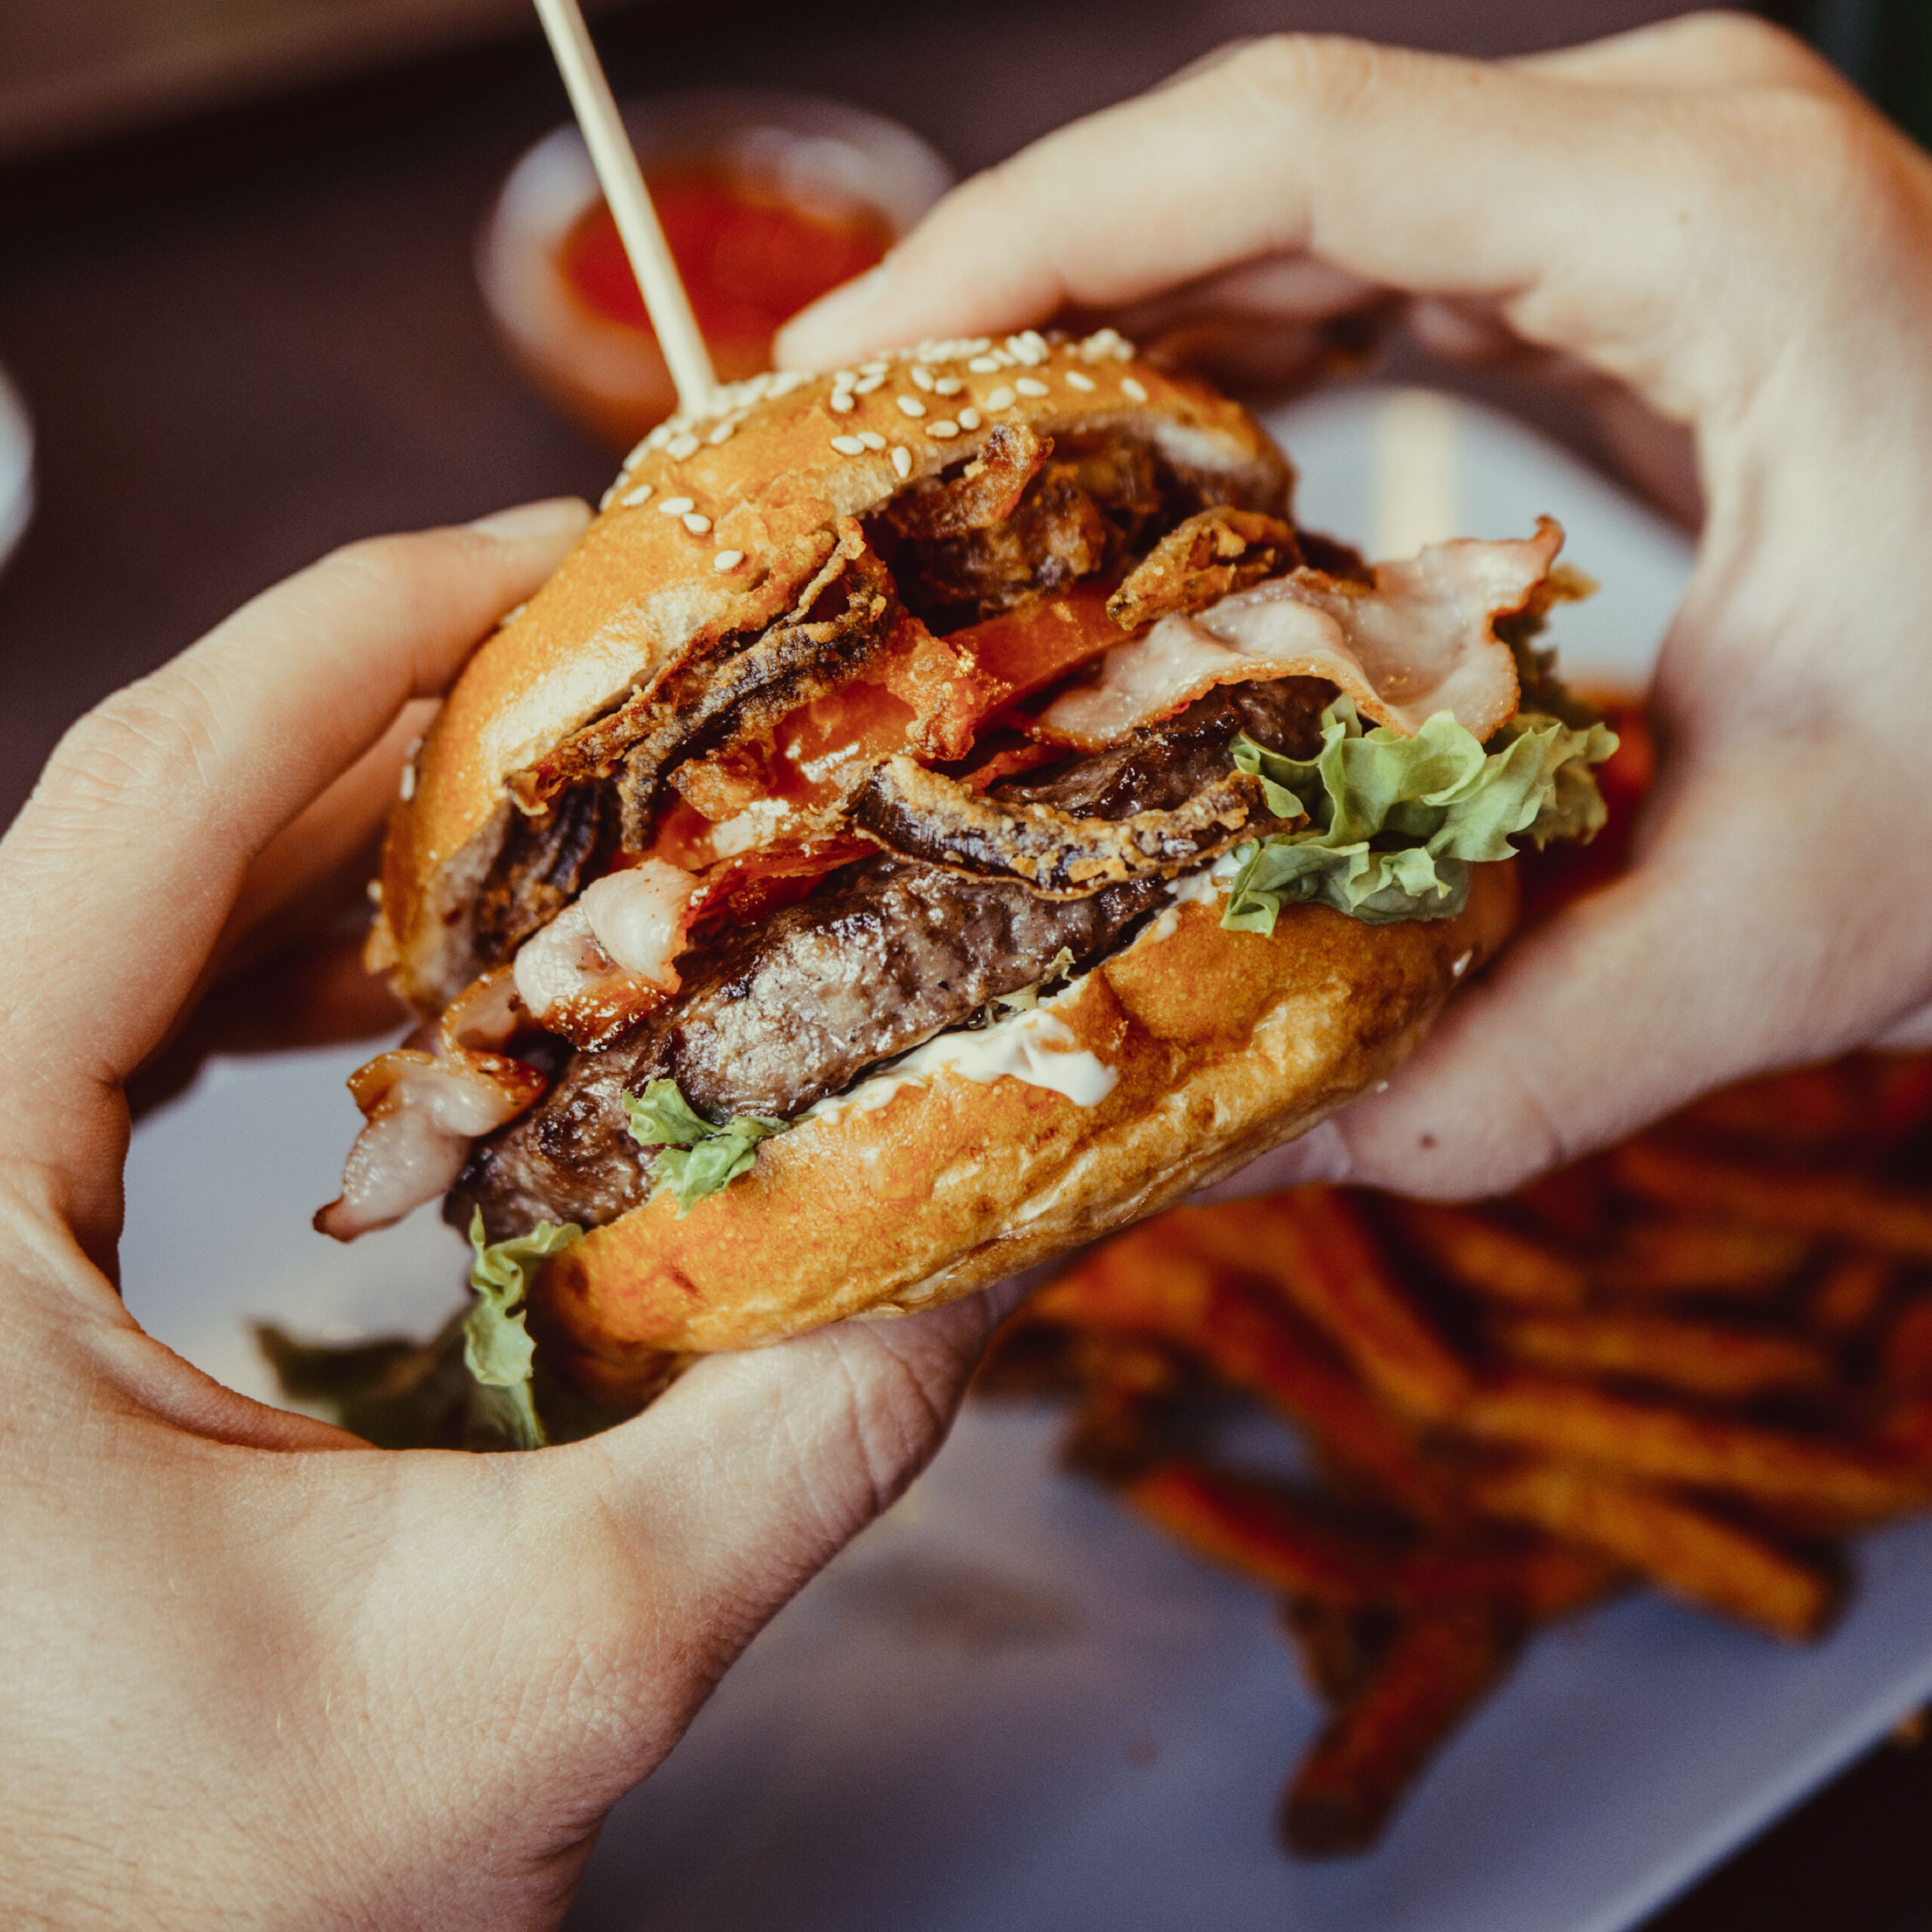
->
[[531, 863, 1518, 1404]]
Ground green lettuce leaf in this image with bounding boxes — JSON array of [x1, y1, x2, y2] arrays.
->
[[464, 1212, 580, 1449], [1223, 697, 1616, 936], [622, 1078, 787, 1214]]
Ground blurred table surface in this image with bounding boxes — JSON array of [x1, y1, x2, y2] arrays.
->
[[2, 2, 1929, 1925]]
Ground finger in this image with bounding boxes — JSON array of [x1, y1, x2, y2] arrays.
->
[[0, 502, 586, 1202], [1510, 11, 1847, 95], [777, 29, 1854, 424]]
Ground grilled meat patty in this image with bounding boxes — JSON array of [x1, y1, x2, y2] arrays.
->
[[451, 677, 1329, 1238]]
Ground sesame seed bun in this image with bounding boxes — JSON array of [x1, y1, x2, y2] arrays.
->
[[365, 331, 1521, 1394], [373, 331, 1291, 1012], [531, 870, 1516, 1404]]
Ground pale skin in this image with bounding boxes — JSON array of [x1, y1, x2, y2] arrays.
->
[[5, 14, 1932, 1926]]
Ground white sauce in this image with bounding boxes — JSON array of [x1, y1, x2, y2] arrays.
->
[[810, 985, 1118, 1127], [806, 866, 1232, 1128]]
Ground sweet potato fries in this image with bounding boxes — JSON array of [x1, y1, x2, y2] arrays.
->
[[976, 705, 1932, 1856]]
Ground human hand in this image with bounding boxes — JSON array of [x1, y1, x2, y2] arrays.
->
[[0, 504, 1013, 1930], [781, 12, 1932, 1199]]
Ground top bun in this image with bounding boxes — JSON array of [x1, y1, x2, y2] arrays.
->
[[372, 331, 1291, 1012]]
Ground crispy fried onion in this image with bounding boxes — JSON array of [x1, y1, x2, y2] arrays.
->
[[1105, 508, 1298, 630], [511, 860, 698, 1049], [1040, 518, 1564, 749], [315, 968, 545, 1241], [851, 754, 1267, 897], [881, 423, 1051, 538], [614, 525, 897, 847]]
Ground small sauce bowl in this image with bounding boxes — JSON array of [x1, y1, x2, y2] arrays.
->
[[479, 88, 954, 449]]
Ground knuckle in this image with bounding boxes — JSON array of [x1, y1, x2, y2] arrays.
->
[[1744, 89, 1909, 237], [1665, 9, 1820, 85], [1232, 32, 1388, 119]]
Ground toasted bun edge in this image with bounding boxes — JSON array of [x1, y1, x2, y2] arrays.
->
[[531, 863, 1517, 1399]]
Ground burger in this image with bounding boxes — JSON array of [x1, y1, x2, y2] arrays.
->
[[316, 329, 1612, 1435]]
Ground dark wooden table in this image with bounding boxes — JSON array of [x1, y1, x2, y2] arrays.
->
[[2, 2, 1926, 1921]]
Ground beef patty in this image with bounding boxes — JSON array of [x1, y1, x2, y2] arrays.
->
[[451, 676, 1331, 1238]]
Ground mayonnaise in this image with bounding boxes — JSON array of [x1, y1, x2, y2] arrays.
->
[[810, 984, 1117, 1126]]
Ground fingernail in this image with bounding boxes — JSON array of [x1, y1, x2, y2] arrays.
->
[[777, 259, 896, 368], [467, 497, 593, 544]]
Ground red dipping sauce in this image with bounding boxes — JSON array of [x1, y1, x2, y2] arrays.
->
[[558, 170, 894, 383]]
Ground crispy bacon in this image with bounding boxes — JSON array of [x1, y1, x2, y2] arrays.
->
[[315, 967, 546, 1241], [511, 860, 698, 1051], [1038, 520, 1563, 749]]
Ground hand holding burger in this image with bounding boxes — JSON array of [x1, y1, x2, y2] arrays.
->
[[11, 17, 1932, 1927]]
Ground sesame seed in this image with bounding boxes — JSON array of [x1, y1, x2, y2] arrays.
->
[[659, 496, 696, 516], [1121, 377, 1149, 403], [956, 407, 982, 431], [967, 356, 1000, 374], [1016, 377, 1051, 398], [623, 435, 654, 467], [768, 371, 806, 395], [621, 484, 654, 506], [598, 482, 619, 511], [707, 420, 734, 445], [366, 878, 383, 906], [897, 394, 928, 418], [1065, 370, 1097, 392], [829, 390, 857, 413], [832, 369, 856, 385], [398, 764, 416, 802], [713, 549, 744, 571], [666, 432, 700, 459], [909, 365, 936, 392], [985, 386, 1017, 411], [829, 434, 866, 455], [860, 359, 890, 376], [682, 512, 712, 535], [857, 429, 887, 450], [891, 445, 912, 478], [932, 374, 963, 395], [854, 373, 884, 394], [928, 420, 960, 439]]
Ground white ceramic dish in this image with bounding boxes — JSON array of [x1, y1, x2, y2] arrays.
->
[[478, 89, 953, 448], [119, 389, 1932, 1932], [0, 360, 33, 573]]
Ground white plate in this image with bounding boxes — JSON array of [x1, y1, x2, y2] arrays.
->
[[120, 390, 1932, 1932], [0, 360, 32, 573]]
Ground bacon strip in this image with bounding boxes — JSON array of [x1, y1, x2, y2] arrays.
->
[[315, 968, 546, 1241], [510, 860, 697, 1051], [1037, 519, 1563, 749]]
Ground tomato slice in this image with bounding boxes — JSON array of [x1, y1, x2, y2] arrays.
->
[[952, 579, 1128, 720]]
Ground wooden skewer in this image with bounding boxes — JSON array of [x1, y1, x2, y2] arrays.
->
[[531, 0, 717, 418]]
